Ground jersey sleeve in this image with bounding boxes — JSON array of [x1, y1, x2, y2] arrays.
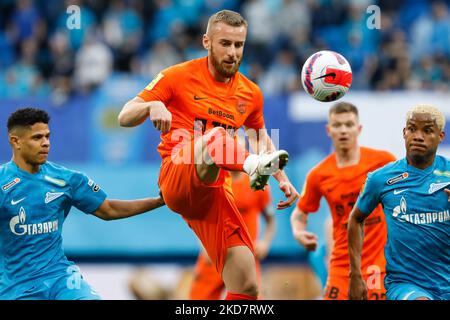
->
[[70, 172, 107, 214], [355, 171, 382, 215], [137, 67, 177, 103], [243, 86, 265, 129], [297, 170, 322, 213]]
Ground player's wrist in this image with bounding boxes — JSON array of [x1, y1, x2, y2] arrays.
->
[[349, 270, 362, 278]]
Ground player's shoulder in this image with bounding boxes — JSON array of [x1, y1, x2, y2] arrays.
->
[[307, 153, 336, 179], [237, 72, 263, 97], [162, 57, 205, 77], [0, 162, 15, 184], [366, 158, 406, 184], [361, 146, 396, 161], [435, 154, 450, 170], [43, 161, 85, 181]]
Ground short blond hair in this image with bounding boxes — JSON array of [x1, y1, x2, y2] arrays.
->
[[206, 10, 247, 35], [406, 104, 446, 131]]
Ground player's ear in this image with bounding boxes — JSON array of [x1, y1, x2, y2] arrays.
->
[[202, 34, 210, 50], [402, 127, 407, 139], [9, 134, 20, 150], [439, 130, 445, 143], [325, 123, 331, 137]]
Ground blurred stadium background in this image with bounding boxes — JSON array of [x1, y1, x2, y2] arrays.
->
[[0, 0, 449, 299]]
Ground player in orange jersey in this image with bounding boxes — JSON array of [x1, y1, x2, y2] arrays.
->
[[290, 102, 396, 300], [189, 171, 275, 300], [118, 10, 298, 300]]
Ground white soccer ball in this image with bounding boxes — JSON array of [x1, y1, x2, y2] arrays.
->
[[301, 50, 352, 102]]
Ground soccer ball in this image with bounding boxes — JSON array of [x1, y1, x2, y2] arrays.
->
[[301, 50, 352, 102]]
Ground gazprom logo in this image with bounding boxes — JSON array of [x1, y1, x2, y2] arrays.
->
[[9, 207, 58, 236]]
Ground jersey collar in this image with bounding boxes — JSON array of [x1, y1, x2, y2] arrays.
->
[[403, 156, 437, 175], [8, 160, 44, 179]]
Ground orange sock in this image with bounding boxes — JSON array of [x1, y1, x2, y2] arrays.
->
[[206, 127, 249, 171], [225, 292, 257, 300]]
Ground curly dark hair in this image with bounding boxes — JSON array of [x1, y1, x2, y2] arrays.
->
[[7, 108, 50, 132]]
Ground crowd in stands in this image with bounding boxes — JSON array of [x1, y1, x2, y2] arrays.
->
[[0, 0, 449, 104]]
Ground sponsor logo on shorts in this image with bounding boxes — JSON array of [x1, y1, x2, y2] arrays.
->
[[2, 178, 20, 191], [387, 172, 408, 185]]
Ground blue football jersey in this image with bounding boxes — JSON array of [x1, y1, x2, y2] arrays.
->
[[0, 161, 106, 295], [356, 155, 450, 297]]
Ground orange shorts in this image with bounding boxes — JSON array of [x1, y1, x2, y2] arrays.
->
[[190, 254, 262, 300], [158, 140, 254, 275], [323, 272, 386, 300]]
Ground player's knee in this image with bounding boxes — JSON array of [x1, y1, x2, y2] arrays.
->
[[241, 279, 259, 297]]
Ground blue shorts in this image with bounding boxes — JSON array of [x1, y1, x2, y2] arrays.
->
[[1, 265, 101, 300], [387, 282, 441, 300]]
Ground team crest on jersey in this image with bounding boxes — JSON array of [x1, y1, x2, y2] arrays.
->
[[236, 100, 247, 115], [387, 172, 408, 185], [2, 178, 20, 191], [45, 192, 64, 204], [145, 72, 164, 91]]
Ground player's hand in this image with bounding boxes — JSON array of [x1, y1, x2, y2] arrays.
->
[[276, 180, 299, 210], [444, 188, 450, 202], [255, 239, 270, 260], [293, 230, 318, 251], [349, 274, 368, 300], [149, 103, 172, 133]]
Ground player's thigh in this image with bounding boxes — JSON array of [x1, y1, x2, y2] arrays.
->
[[222, 245, 258, 293], [386, 282, 434, 300]]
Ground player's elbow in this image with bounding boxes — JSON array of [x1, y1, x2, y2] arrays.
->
[[118, 110, 131, 127]]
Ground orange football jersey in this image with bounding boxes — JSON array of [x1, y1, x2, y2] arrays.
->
[[297, 147, 396, 277], [138, 57, 265, 160]]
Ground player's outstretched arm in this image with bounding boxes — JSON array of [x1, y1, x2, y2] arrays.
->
[[93, 196, 165, 221], [118, 96, 172, 132], [347, 206, 368, 300], [290, 207, 318, 251]]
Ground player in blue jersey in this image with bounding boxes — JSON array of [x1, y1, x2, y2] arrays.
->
[[348, 105, 449, 300], [0, 108, 165, 300]]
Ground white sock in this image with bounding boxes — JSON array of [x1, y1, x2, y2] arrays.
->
[[243, 154, 259, 175]]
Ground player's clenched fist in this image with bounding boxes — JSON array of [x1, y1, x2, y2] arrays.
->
[[150, 102, 172, 133], [349, 274, 368, 300], [293, 230, 318, 251]]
